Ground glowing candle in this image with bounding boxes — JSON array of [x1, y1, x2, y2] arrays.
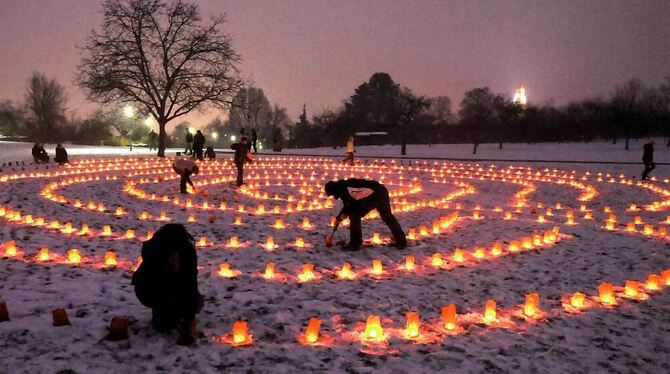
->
[[662, 269, 670, 286], [538, 215, 545, 223], [643, 225, 654, 235], [605, 221, 615, 230], [159, 211, 168, 221], [102, 225, 113, 236], [645, 274, 661, 290], [371, 259, 383, 275], [304, 317, 322, 344], [256, 205, 265, 215], [407, 227, 416, 240], [234, 216, 242, 225], [232, 321, 250, 344], [337, 262, 355, 280], [125, 229, 136, 239], [452, 248, 465, 263], [67, 249, 81, 264], [523, 293, 539, 317], [473, 247, 485, 259], [273, 218, 285, 229], [187, 214, 196, 222], [404, 255, 415, 271], [491, 242, 503, 256], [115, 206, 125, 215], [371, 232, 382, 244], [634, 215, 642, 224], [405, 311, 420, 339], [145, 230, 154, 240], [363, 315, 384, 341], [302, 217, 312, 229], [37, 247, 50, 261], [198, 236, 208, 247], [228, 236, 239, 248], [104, 251, 117, 267], [419, 225, 429, 236], [441, 304, 457, 330], [263, 262, 275, 279], [264, 236, 276, 250], [431, 252, 444, 267], [624, 280, 639, 297], [508, 241, 520, 253], [504, 211, 513, 220], [4, 241, 17, 257], [139, 211, 149, 220], [218, 263, 234, 278], [570, 292, 585, 308], [484, 299, 497, 323], [298, 263, 315, 282], [522, 237, 533, 249], [598, 282, 615, 305]]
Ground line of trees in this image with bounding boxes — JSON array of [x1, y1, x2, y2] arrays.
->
[[290, 73, 670, 154]]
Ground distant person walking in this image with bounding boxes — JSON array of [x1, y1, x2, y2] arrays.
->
[[231, 136, 252, 187], [54, 144, 68, 165], [172, 158, 199, 194], [148, 130, 158, 151], [343, 136, 355, 165], [251, 129, 258, 153], [642, 140, 656, 180], [193, 130, 205, 161], [185, 130, 194, 155]]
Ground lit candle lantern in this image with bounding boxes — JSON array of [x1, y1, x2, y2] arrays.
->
[[187, 214, 196, 222], [302, 217, 312, 229], [263, 262, 275, 279], [605, 221, 615, 231], [431, 252, 444, 267], [598, 282, 615, 305], [441, 304, 457, 330], [294, 237, 305, 248], [483, 299, 497, 323], [404, 255, 415, 271], [371, 232, 382, 244], [504, 211, 513, 220], [67, 249, 81, 264], [4, 240, 17, 257], [145, 230, 154, 240], [298, 263, 315, 282], [491, 242, 503, 256], [125, 229, 136, 239], [218, 263, 235, 278], [508, 241, 520, 253], [337, 262, 355, 280], [522, 237, 533, 249], [662, 269, 670, 286], [198, 236, 208, 247], [228, 236, 239, 247], [264, 236, 276, 250], [115, 206, 125, 215], [37, 247, 50, 261], [159, 211, 168, 221], [407, 227, 416, 240], [371, 259, 383, 275], [419, 225, 429, 236], [232, 321, 250, 344], [626, 222, 636, 232], [273, 218, 285, 229], [104, 251, 117, 267], [139, 211, 149, 220], [234, 216, 242, 225], [523, 293, 539, 317], [102, 225, 113, 236], [570, 292, 585, 308], [363, 315, 384, 341], [643, 225, 654, 235], [452, 248, 465, 263], [256, 205, 266, 215], [473, 247, 485, 259], [538, 215, 545, 223], [634, 215, 642, 224], [405, 311, 420, 339], [624, 280, 639, 297], [645, 274, 661, 290], [304, 317, 322, 344]]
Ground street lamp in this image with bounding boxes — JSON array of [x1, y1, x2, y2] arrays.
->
[[231, 135, 237, 142], [212, 132, 218, 139]]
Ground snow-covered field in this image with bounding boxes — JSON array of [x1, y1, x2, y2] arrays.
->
[[0, 141, 669, 373]]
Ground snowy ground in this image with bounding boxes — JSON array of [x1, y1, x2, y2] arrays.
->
[[0, 141, 669, 373]]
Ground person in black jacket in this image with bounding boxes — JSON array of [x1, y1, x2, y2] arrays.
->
[[231, 136, 252, 187], [54, 144, 68, 165], [325, 178, 407, 251], [31, 143, 49, 163], [204, 146, 216, 160], [131, 224, 204, 344], [642, 140, 655, 180], [192, 130, 205, 160], [251, 129, 258, 153], [185, 130, 194, 155], [172, 158, 199, 194]]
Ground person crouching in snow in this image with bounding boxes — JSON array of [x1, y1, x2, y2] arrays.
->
[[325, 178, 407, 250], [172, 158, 199, 194], [231, 136, 252, 187], [131, 223, 204, 345], [54, 144, 68, 165]]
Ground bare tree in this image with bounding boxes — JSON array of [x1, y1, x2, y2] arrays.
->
[[397, 88, 429, 155], [24, 72, 68, 141], [228, 87, 272, 135], [78, 0, 244, 156]]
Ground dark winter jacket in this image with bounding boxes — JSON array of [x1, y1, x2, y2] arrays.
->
[[132, 224, 201, 317], [326, 179, 385, 219], [643, 143, 654, 164], [231, 142, 251, 165], [55, 147, 68, 164], [193, 132, 205, 150]]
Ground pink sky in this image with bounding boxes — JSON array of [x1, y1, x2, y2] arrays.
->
[[0, 0, 668, 131]]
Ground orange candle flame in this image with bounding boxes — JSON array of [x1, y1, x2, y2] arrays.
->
[[484, 299, 497, 323], [263, 262, 275, 279], [441, 304, 457, 330], [598, 282, 615, 304], [298, 263, 315, 282], [304, 317, 321, 344], [405, 311, 420, 339], [363, 315, 384, 341], [232, 321, 250, 344], [67, 248, 81, 264], [523, 293, 539, 317]]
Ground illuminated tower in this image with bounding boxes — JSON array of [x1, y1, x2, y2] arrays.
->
[[513, 86, 527, 106]]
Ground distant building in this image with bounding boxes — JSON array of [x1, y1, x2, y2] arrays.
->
[[513, 86, 527, 106]]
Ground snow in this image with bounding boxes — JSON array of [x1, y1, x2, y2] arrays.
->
[[0, 140, 668, 373]]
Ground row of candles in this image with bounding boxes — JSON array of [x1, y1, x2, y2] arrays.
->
[[219, 269, 670, 347]]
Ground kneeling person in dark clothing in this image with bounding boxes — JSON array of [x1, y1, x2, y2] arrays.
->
[[204, 146, 216, 160], [132, 224, 204, 345], [172, 158, 199, 194], [325, 179, 407, 250], [54, 144, 68, 165]]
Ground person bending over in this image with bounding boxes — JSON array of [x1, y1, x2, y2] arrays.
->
[[172, 158, 199, 194], [325, 178, 407, 251], [132, 223, 204, 345]]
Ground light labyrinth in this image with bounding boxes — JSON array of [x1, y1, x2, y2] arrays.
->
[[0, 156, 669, 351]]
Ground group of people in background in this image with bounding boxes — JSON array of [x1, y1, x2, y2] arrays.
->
[[31, 143, 68, 165]]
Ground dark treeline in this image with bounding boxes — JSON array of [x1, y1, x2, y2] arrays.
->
[[290, 73, 670, 153], [2, 71, 669, 153]]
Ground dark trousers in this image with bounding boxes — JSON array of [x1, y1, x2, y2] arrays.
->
[[343, 152, 354, 165], [179, 171, 192, 194], [348, 187, 406, 249], [193, 148, 203, 160], [642, 162, 656, 180], [236, 162, 244, 186], [134, 282, 201, 331], [252, 139, 257, 153]]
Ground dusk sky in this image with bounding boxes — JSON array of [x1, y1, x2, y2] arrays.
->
[[1, 0, 668, 130]]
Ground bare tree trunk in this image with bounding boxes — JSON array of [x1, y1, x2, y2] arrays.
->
[[473, 143, 478, 154], [158, 120, 167, 157], [499, 142, 503, 149], [401, 136, 407, 155]]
